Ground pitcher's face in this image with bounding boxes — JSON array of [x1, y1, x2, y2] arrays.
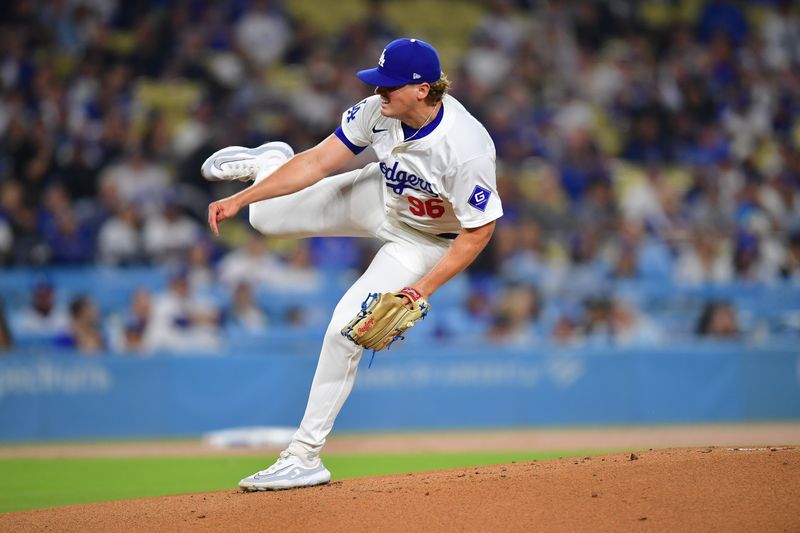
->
[[374, 83, 426, 120]]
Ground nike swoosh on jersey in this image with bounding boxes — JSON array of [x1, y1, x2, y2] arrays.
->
[[372, 126, 388, 133]]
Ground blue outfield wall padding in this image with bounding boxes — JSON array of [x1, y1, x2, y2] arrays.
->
[[0, 344, 798, 441]]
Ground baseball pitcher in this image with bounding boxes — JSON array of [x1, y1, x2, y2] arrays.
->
[[204, 38, 503, 490]]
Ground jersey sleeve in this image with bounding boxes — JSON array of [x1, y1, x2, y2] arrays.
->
[[442, 154, 503, 229], [336, 95, 380, 154]]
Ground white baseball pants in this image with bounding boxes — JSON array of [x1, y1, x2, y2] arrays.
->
[[248, 162, 450, 458]]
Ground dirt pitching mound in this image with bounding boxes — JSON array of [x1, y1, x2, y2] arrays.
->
[[2, 447, 798, 532]]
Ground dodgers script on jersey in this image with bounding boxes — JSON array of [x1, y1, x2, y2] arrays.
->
[[338, 94, 503, 235]]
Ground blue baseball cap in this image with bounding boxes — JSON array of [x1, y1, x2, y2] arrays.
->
[[357, 38, 441, 87]]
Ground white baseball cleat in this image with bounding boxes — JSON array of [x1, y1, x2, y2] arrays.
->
[[201, 141, 294, 182], [238, 451, 331, 491]]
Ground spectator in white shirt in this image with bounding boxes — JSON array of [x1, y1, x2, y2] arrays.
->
[[97, 202, 143, 265], [149, 268, 222, 354], [143, 199, 202, 264]]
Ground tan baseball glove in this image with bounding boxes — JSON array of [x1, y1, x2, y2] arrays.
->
[[341, 287, 430, 352]]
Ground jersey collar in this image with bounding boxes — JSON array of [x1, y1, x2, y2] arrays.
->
[[392, 94, 456, 150], [401, 102, 444, 142]]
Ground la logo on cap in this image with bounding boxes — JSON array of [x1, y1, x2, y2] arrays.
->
[[378, 50, 386, 67]]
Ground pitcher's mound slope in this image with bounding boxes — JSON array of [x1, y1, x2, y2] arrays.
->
[[2, 447, 798, 532]]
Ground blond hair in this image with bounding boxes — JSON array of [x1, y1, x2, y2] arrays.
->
[[426, 73, 451, 104]]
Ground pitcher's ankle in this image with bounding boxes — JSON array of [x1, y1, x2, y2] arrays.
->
[[285, 443, 319, 466]]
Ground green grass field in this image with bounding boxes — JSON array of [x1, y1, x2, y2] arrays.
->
[[0, 450, 604, 513]]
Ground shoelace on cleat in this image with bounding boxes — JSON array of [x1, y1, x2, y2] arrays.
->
[[222, 160, 257, 177], [258, 451, 294, 475]]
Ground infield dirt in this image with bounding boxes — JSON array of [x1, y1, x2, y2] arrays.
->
[[2, 446, 798, 532]]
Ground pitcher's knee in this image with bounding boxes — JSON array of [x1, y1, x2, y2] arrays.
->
[[248, 207, 262, 233], [248, 206, 276, 236]]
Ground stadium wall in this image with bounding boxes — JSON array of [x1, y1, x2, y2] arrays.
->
[[0, 345, 798, 441]]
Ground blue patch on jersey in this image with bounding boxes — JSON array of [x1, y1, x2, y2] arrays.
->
[[345, 99, 367, 123], [468, 185, 491, 212]]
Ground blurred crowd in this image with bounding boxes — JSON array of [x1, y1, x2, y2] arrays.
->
[[1, 0, 799, 355]]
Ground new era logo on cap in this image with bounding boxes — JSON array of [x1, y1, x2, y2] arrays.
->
[[413, 73, 421, 79], [468, 185, 491, 212]]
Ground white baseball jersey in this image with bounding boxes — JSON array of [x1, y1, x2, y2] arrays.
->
[[336, 94, 503, 235]]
